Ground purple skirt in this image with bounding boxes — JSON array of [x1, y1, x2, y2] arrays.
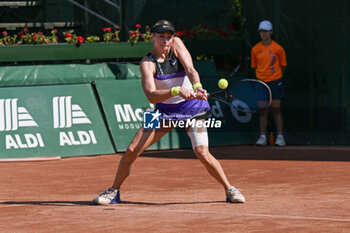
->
[[156, 99, 210, 120]]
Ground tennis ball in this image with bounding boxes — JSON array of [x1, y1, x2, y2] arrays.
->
[[218, 78, 228, 89]]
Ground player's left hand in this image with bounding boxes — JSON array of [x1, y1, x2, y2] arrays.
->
[[195, 87, 207, 100]]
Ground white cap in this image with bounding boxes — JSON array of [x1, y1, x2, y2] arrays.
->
[[258, 20, 273, 31]]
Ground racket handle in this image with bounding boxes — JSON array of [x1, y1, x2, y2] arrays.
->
[[194, 92, 210, 98]]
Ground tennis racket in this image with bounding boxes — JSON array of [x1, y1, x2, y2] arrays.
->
[[207, 79, 272, 113]]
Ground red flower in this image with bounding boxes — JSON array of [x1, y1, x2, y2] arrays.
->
[[227, 24, 235, 30], [18, 33, 25, 39], [135, 24, 141, 28], [65, 33, 72, 38], [103, 27, 112, 32], [114, 25, 119, 30], [77, 36, 85, 44], [33, 37, 37, 41], [215, 28, 230, 38], [175, 30, 185, 37], [52, 29, 58, 33], [2, 31, 8, 37], [216, 29, 226, 35]]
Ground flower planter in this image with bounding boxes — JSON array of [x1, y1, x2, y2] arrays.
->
[[0, 42, 153, 62], [0, 38, 247, 63]]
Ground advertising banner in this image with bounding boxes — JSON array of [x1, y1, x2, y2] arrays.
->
[[0, 84, 115, 159], [95, 80, 188, 152], [95, 79, 259, 152]]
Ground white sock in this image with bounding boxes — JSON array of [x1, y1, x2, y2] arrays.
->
[[260, 135, 266, 138], [110, 187, 119, 192], [277, 135, 284, 138]]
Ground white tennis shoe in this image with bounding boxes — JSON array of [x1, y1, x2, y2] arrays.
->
[[92, 187, 121, 205], [275, 135, 286, 146], [255, 135, 267, 146], [226, 187, 245, 203]]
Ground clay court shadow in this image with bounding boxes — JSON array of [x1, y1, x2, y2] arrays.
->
[[1, 200, 228, 207], [1, 201, 93, 206], [121, 200, 226, 205]]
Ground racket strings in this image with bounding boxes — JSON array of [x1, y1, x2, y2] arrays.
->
[[229, 81, 270, 112]]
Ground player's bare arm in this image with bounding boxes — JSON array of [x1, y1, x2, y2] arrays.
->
[[140, 56, 195, 102], [172, 37, 207, 100], [172, 37, 200, 84]]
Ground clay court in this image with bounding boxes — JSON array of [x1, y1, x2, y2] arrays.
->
[[1, 145, 350, 233]]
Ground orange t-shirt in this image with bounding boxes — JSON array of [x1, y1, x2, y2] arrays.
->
[[251, 40, 287, 82]]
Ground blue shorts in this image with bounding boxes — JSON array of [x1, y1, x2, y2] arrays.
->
[[266, 78, 285, 99], [156, 99, 210, 120]]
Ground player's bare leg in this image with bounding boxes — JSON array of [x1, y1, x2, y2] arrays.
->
[[112, 126, 173, 189], [193, 145, 231, 189], [93, 125, 172, 205], [186, 121, 245, 203], [193, 145, 245, 203], [186, 121, 231, 188]]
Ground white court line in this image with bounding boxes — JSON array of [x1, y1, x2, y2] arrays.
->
[[1, 204, 350, 223], [0, 204, 30, 208]]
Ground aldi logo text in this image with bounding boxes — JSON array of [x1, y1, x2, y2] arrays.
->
[[53, 96, 97, 147], [6, 133, 44, 149], [1, 98, 43, 150], [0, 98, 38, 131], [53, 96, 91, 128]]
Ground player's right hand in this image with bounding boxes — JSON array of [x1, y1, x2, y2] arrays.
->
[[179, 87, 196, 100], [194, 87, 207, 100]]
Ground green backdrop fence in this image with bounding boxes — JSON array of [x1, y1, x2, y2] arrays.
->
[[0, 84, 115, 159], [0, 60, 260, 159]]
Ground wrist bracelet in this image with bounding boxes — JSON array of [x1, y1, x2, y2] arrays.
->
[[193, 83, 203, 92], [171, 86, 180, 96]]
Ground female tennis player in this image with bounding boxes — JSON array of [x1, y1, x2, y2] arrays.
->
[[92, 20, 245, 204]]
